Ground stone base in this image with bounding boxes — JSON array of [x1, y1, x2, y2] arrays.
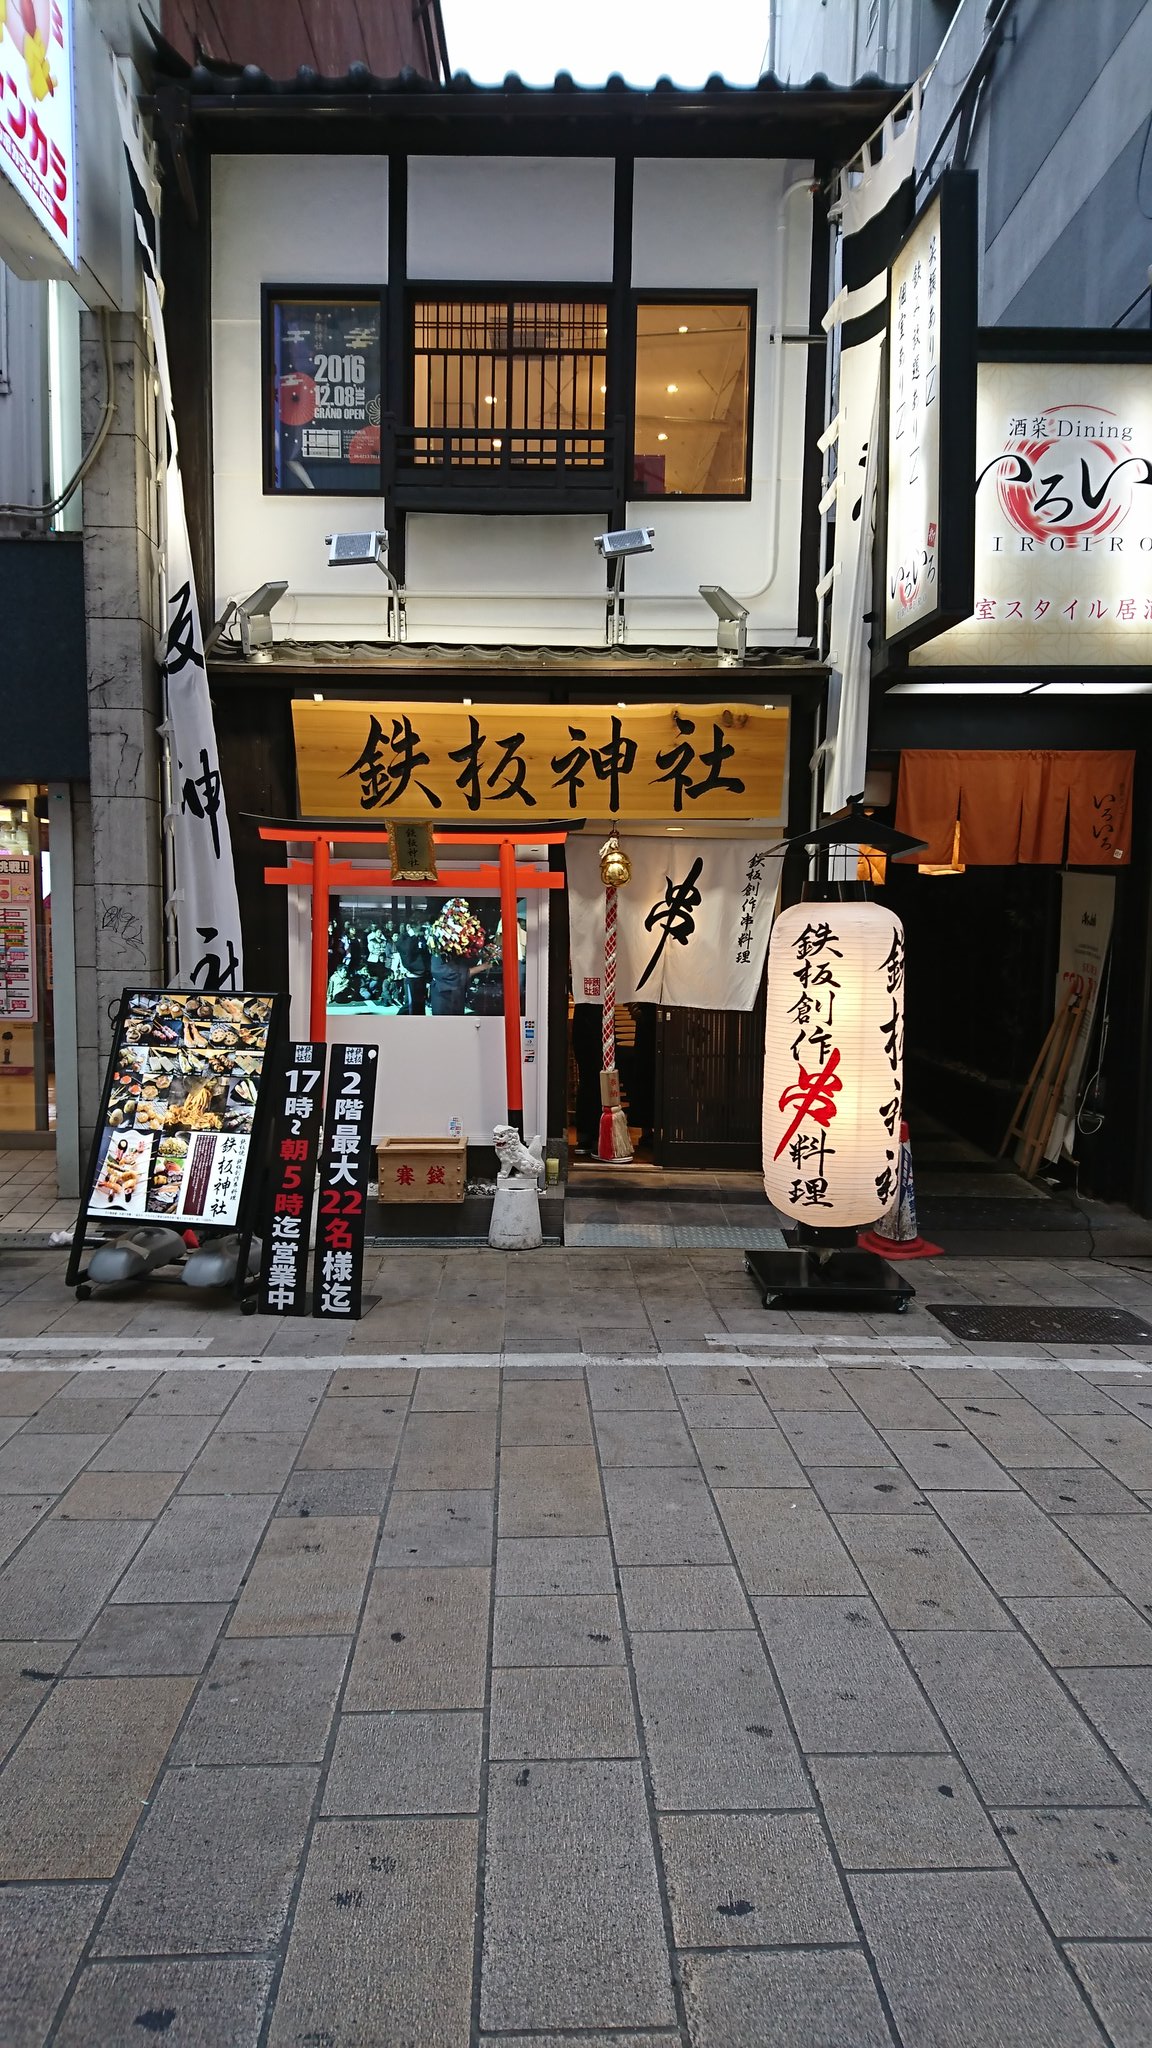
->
[[489, 1179, 544, 1251]]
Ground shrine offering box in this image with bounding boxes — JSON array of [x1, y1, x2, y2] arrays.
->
[[377, 1135, 467, 1204]]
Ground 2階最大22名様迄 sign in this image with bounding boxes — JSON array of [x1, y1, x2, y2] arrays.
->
[[86, 992, 277, 1230], [292, 701, 789, 823]]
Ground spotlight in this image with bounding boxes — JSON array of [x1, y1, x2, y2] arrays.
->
[[204, 580, 288, 661], [699, 584, 748, 667], [594, 530, 655, 648], [326, 529, 388, 568]]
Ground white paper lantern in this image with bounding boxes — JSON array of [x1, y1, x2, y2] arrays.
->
[[763, 901, 905, 1228]]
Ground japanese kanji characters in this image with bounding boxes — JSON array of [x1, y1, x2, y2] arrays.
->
[[259, 1042, 325, 1316], [312, 1045, 378, 1321]]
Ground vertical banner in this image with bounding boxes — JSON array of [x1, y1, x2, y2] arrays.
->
[[313, 1044, 378, 1321], [258, 1040, 327, 1315], [1050, 875, 1115, 1162]]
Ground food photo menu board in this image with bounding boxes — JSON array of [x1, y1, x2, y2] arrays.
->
[[81, 992, 284, 1230]]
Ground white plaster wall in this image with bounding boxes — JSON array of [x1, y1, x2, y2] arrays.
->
[[407, 157, 615, 281]]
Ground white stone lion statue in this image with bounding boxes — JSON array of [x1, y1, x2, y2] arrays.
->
[[493, 1124, 546, 1185]]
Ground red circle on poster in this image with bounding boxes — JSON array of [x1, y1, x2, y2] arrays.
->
[[278, 373, 317, 427], [348, 424, 380, 464]]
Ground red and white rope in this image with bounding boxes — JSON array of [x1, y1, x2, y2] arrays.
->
[[602, 884, 617, 1070]]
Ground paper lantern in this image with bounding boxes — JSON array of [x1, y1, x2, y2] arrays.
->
[[763, 901, 905, 1228]]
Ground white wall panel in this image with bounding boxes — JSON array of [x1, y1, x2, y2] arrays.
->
[[212, 156, 389, 318], [408, 157, 614, 281]]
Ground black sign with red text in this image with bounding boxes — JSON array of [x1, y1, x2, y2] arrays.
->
[[258, 1041, 327, 1316], [312, 1043, 378, 1321]]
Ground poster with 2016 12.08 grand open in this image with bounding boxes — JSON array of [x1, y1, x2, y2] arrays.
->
[[83, 992, 282, 1230]]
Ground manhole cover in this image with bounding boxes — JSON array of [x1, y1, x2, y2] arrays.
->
[[927, 1305, 1152, 1344]]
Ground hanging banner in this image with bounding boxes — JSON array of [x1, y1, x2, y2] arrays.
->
[[293, 701, 788, 824], [114, 64, 245, 988], [0, 856, 36, 1021], [1049, 874, 1115, 1162], [258, 1039, 326, 1316], [313, 1043, 378, 1321], [568, 838, 784, 1011]]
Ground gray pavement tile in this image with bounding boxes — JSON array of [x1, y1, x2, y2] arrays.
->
[[267, 1817, 477, 2048], [630, 1628, 810, 1810], [181, 1430, 305, 1495], [595, 1409, 695, 1466], [1100, 1382, 1152, 1423], [660, 1810, 854, 1947], [808, 1464, 930, 1514], [495, 1536, 616, 1596], [586, 1365, 676, 1410], [275, 1468, 390, 1518], [1001, 1375, 1129, 1416], [23, 1393, 142, 1433], [70, 1601, 227, 1676], [0, 1642, 71, 1756], [411, 1366, 501, 1409], [1057, 1416, 1152, 1489], [500, 1380, 592, 1446], [995, 1806, 1152, 1938], [604, 1465, 727, 1566], [0, 1370, 76, 1413], [135, 1369, 247, 1414], [584, 1331, 661, 1353], [95, 1763, 317, 1957], [222, 1370, 329, 1432], [833, 1366, 955, 1427], [0, 1431, 107, 1494], [493, 1593, 624, 1666], [777, 1409, 894, 1467], [691, 1425, 806, 1488], [0, 1516, 150, 1636], [489, 1667, 639, 1761], [751, 1364, 859, 1410], [852, 1868, 1108, 2047], [1008, 1594, 1152, 1667], [481, 2037, 678, 2047], [54, 1958, 274, 2048], [680, 1949, 892, 2048], [324, 1709, 483, 1815], [0, 1883, 106, 2048], [930, 1491, 1110, 1597], [667, 1364, 764, 1396], [755, 1595, 945, 1754], [0, 1415, 26, 1451], [811, 1753, 1006, 1871], [296, 1397, 404, 1471], [501, 1445, 606, 1539], [89, 1414, 216, 1473], [881, 1429, 1019, 1491], [346, 1566, 491, 1710], [112, 1494, 275, 1605], [378, 1487, 494, 1565], [53, 1471, 179, 1521], [0, 1492, 51, 1564], [1050, 1513, 1152, 1603], [619, 1564, 752, 1632], [833, 1514, 1010, 1629], [228, 1514, 377, 1637], [679, 1394, 777, 1430], [0, 1676, 192, 1880], [394, 1409, 498, 1490], [941, 1397, 1091, 1468], [172, 1636, 350, 1766], [327, 1366, 416, 1398], [717, 1489, 863, 1595], [1062, 1669, 1152, 1798], [1066, 1941, 1152, 2048], [481, 1760, 675, 2032], [901, 1631, 1135, 1806], [1019, 1468, 1147, 1514], [913, 1367, 1018, 1397]]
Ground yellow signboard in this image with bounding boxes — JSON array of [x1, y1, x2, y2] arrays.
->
[[293, 701, 788, 823]]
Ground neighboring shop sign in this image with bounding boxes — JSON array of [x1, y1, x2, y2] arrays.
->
[[313, 1043, 378, 1321], [293, 701, 789, 824], [266, 292, 383, 494], [259, 1040, 326, 1316], [568, 838, 785, 1010], [0, 0, 76, 268], [0, 857, 36, 1021], [912, 353, 1152, 666], [81, 991, 280, 1229], [1050, 874, 1115, 1162], [884, 171, 977, 648]]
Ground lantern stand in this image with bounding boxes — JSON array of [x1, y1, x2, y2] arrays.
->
[[745, 804, 928, 1315]]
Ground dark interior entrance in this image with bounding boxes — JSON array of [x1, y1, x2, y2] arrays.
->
[[569, 993, 765, 1171]]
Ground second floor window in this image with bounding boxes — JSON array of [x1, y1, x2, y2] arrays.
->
[[410, 297, 609, 469], [633, 299, 753, 498]]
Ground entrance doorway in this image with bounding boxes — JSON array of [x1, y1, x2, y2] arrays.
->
[[0, 783, 54, 1145], [568, 993, 766, 1171]]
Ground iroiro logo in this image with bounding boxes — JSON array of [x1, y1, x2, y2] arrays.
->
[[979, 403, 1152, 543]]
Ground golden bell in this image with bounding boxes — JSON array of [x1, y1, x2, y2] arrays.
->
[[598, 833, 632, 887]]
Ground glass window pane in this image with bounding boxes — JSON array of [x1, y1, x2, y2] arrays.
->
[[410, 299, 607, 469], [633, 302, 751, 497], [328, 894, 526, 1016], [268, 297, 381, 494]]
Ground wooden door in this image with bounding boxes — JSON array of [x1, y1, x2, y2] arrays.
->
[[653, 989, 766, 1168]]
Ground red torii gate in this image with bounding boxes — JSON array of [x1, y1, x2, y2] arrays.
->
[[259, 824, 566, 1134]]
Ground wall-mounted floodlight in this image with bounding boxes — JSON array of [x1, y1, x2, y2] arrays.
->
[[325, 530, 404, 642], [594, 528, 655, 647], [699, 584, 748, 668], [203, 579, 288, 662]]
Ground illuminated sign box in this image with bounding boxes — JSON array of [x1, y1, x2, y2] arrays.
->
[[0, 0, 77, 269]]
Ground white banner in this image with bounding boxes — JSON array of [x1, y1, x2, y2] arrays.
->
[[1049, 873, 1114, 1162], [568, 839, 783, 1011]]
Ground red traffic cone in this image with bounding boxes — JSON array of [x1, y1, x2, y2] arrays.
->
[[858, 1121, 942, 1260]]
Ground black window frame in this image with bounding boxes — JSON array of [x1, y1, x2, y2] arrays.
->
[[261, 284, 387, 499], [629, 289, 757, 505]]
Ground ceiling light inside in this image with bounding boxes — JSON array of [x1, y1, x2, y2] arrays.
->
[[666, 383, 679, 394]]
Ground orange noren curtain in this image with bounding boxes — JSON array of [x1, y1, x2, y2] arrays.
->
[[895, 751, 1132, 867]]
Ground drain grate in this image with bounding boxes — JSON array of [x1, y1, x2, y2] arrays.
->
[[928, 1305, 1152, 1344], [565, 1222, 786, 1251]]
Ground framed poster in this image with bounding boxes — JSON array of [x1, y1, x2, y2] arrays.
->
[[263, 288, 383, 495], [72, 992, 285, 1243], [0, 856, 36, 1022]]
